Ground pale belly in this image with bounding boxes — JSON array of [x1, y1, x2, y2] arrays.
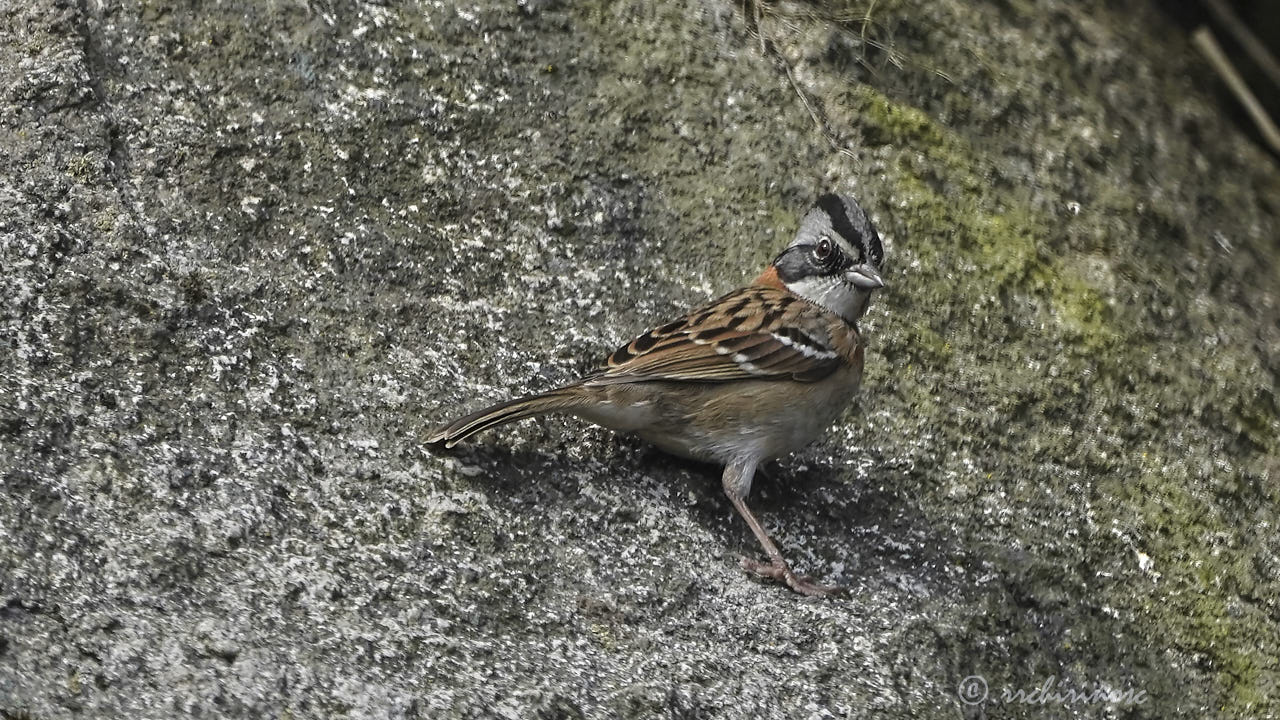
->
[[571, 369, 862, 465]]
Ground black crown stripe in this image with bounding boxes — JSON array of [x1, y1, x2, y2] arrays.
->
[[815, 193, 883, 268]]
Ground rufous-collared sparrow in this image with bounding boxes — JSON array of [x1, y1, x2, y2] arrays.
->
[[428, 193, 886, 596]]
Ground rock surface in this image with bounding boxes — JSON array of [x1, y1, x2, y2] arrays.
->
[[2, 0, 1277, 717]]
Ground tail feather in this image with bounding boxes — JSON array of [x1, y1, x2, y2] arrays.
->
[[426, 387, 583, 448]]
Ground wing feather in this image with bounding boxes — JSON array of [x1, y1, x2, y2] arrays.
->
[[585, 287, 844, 385]]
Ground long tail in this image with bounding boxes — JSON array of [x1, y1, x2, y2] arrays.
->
[[426, 386, 585, 448]]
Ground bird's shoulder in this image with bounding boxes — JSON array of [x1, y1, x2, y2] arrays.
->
[[586, 285, 862, 385]]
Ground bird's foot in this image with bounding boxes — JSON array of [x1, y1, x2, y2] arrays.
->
[[741, 557, 844, 597]]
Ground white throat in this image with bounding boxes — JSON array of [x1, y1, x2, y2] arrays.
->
[[784, 276, 870, 324]]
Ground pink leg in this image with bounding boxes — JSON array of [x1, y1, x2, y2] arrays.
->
[[722, 458, 843, 597]]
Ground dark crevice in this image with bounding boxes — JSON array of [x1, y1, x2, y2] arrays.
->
[[1, 596, 74, 637], [1, 598, 46, 617], [72, 0, 135, 210]]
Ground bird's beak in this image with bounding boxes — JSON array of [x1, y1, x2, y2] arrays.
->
[[846, 263, 885, 290]]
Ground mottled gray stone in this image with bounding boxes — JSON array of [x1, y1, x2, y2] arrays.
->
[[1, 0, 1277, 718]]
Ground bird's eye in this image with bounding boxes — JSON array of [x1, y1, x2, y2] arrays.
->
[[814, 237, 833, 262]]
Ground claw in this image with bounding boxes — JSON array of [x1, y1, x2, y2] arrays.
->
[[741, 557, 844, 596]]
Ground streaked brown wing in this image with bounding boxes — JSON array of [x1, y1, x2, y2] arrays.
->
[[584, 287, 842, 385]]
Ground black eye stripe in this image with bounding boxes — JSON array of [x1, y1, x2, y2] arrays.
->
[[813, 239, 843, 269], [815, 193, 883, 267], [775, 244, 842, 282]]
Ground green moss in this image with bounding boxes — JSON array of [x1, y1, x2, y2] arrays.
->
[[846, 85, 979, 187], [888, 168, 950, 232], [971, 210, 1048, 288], [65, 152, 100, 181], [1049, 272, 1119, 352], [848, 87, 1277, 713], [561, 10, 1280, 715], [1126, 474, 1271, 711], [889, 157, 1051, 294], [841, 90, 1051, 294], [588, 622, 618, 651], [94, 211, 118, 232], [906, 321, 952, 367], [849, 84, 947, 149], [1243, 402, 1280, 453]]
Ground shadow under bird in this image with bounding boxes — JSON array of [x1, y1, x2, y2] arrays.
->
[[428, 193, 886, 596]]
